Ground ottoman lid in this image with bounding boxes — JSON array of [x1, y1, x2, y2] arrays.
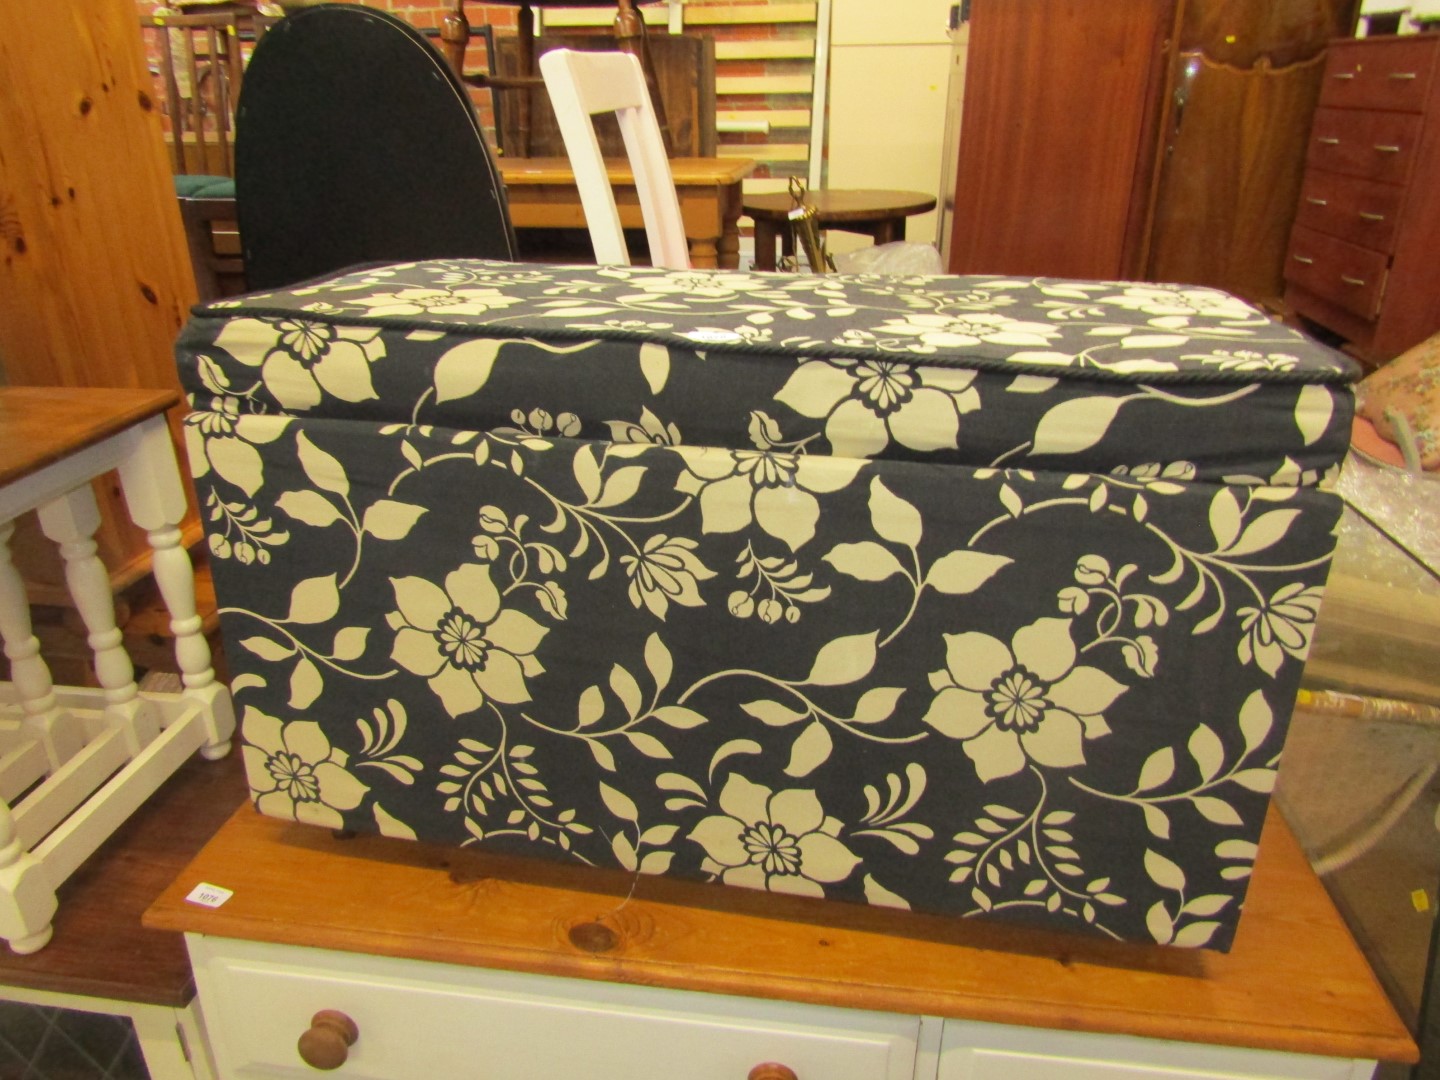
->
[[179, 260, 1357, 485]]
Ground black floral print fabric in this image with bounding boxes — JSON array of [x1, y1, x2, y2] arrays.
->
[[178, 260, 1353, 951]]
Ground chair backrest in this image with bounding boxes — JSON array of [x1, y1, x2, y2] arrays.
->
[[235, 5, 516, 291], [497, 33, 717, 159], [539, 49, 689, 269], [140, 11, 246, 175]]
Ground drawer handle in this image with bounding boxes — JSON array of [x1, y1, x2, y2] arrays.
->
[[1331, 71, 1356, 80], [1373, 144, 1402, 153], [1388, 71, 1418, 80], [1358, 211, 1386, 222], [1305, 197, 1329, 206], [297, 1010, 359, 1071], [1317, 136, 1341, 145], [749, 1066, 799, 1080], [1292, 254, 1315, 265], [1341, 275, 1367, 286]]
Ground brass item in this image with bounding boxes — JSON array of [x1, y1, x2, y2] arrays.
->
[[780, 177, 835, 273]]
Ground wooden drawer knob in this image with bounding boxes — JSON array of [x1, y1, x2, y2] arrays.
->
[[748, 1065, 798, 1080], [297, 1010, 359, 1070]]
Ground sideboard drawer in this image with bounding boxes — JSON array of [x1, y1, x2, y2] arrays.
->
[[1293, 170, 1405, 253], [940, 1020, 1371, 1080], [1284, 224, 1389, 321], [1321, 37, 1438, 112], [189, 936, 922, 1080], [1306, 108, 1423, 184]]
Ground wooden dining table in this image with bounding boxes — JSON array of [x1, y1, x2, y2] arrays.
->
[[499, 156, 755, 270]]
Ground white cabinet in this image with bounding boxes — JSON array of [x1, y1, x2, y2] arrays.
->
[[187, 936, 924, 1080], [939, 1021, 1375, 1080], [150, 808, 1413, 1080], [186, 935, 1381, 1080]]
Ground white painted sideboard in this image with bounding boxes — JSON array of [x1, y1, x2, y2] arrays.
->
[[147, 805, 1416, 1080], [186, 934, 1386, 1080]]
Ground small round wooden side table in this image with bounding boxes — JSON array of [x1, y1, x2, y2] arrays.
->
[[743, 189, 937, 271]]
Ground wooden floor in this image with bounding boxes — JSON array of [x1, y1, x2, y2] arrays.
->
[[0, 750, 247, 1006]]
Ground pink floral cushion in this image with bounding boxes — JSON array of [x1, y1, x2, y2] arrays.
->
[[1356, 331, 1440, 470]]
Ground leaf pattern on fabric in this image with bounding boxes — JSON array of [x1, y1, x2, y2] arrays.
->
[[179, 260, 1354, 951]]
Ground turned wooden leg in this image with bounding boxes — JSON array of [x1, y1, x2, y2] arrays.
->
[[115, 419, 233, 759], [438, 1, 469, 77], [0, 522, 58, 954], [37, 486, 158, 756], [752, 219, 780, 271], [688, 236, 720, 269], [718, 189, 741, 271], [0, 522, 83, 769], [0, 803, 54, 953], [869, 217, 905, 246]]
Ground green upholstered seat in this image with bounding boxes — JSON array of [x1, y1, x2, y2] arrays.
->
[[173, 174, 236, 199]]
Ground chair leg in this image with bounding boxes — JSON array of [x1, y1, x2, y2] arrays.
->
[[614, 0, 673, 156]]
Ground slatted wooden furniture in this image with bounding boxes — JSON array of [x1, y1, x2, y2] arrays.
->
[[146, 802, 1415, 1078], [494, 31, 717, 159], [1284, 32, 1440, 365], [500, 155, 754, 267], [440, 0, 669, 158], [744, 188, 938, 270], [0, 751, 247, 1079], [541, 1, 831, 191], [140, 11, 247, 177], [0, 388, 234, 955]]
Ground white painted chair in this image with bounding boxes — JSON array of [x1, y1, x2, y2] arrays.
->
[[538, 48, 690, 269], [0, 389, 234, 955]]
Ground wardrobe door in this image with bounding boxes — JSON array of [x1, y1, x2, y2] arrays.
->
[[1144, 0, 1360, 302], [945, 0, 1176, 279]]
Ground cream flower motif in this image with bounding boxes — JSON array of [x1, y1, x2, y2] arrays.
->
[[923, 618, 1126, 783], [619, 271, 781, 300], [689, 774, 861, 899], [675, 446, 863, 551], [387, 564, 547, 717], [1237, 583, 1324, 676], [242, 708, 368, 829], [1198, 349, 1301, 372], [873, 312, 1061, 351], [1098, 286, 1259, 328], [434, 268, 554, 288], [620, 534, 715, 619], [183, 402, 290, 497], [213, 317, 386, 412], [775, 358, 981, 457], [606, 406, 681, 448], [345, 287, 525, 318]]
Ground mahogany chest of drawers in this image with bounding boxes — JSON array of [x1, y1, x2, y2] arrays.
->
[[1285, 33, 1440, 364]]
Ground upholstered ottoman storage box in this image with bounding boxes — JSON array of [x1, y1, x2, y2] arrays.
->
[[177, 261, 1354, 950]]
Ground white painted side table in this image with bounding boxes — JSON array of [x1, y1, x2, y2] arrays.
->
[[0, 387, 234, 954]]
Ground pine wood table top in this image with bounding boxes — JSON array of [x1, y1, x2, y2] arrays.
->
[[0, 387, 179, 489], [500, 156, 756, 187], [0, 753, 247, 1007], [145, 803, 1417, 1063]]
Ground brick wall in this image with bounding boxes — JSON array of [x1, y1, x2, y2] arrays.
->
[[136, 1, 820, 178]]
